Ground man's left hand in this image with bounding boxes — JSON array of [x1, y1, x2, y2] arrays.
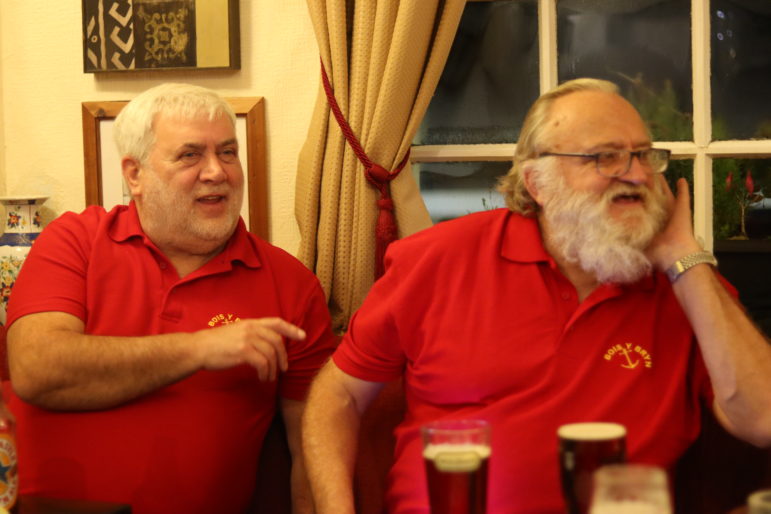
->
[[645, 176, 703, 272]]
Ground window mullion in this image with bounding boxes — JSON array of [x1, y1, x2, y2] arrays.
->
[[691, 0, 712, 147], [706, 140, 771, 156], [655, 142, 700, 158], [539, 0, 558, 93], [692, 0, 713, 249], [411, 144, 516, 163], [692, 0, 712, 146], [693, 153, 714, 251]]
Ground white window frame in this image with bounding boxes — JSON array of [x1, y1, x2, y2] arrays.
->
[[411, 0, 771, 251]]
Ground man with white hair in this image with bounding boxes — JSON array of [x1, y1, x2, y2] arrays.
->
[[6, 83, 336, 514], [302, 78, 771, 513]]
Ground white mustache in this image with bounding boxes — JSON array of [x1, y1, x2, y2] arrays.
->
[[602, 184, 649, 203]]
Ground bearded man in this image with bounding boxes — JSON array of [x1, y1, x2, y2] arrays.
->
[[301, 78, 771, 514], [6, 83, 337, 514]]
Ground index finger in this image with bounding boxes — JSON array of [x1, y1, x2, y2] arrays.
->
[[258, 318, 306, 372], [672, 177, 693, 219], [656, 173, 675, 205], [259, 317, 307, 341]]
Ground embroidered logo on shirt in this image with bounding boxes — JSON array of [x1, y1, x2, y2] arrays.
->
[[208, 313, 241, 327], [603, 342, 652, 369]]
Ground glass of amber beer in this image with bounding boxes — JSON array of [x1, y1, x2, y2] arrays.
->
[[557, 422, 626, 514], [421, 419, 491, 514]]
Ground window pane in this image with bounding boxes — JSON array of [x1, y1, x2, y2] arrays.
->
[[665, 158, 694, 195], [415, 1, 539, 145], [557, 0, 692, 141], [711, 1, 771, 140], [713, 162, 771, 338], [713, 158, 771, 240], [415, 161, 511, 223]]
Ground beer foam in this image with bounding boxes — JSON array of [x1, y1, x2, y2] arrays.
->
[[423, 443, 491, 472], [590, 501, 670, 514], [558, 422, 626, 441], [423, 443, 491, 460]]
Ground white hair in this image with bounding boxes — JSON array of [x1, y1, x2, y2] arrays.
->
[[113, 83, 236, 164], [497, 78, 621, 216]]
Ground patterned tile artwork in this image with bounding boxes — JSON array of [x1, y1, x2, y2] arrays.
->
[[135, 0, 196, 68], [83, 0, 235, 72]]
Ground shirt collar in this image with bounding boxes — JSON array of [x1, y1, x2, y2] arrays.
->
[[214, 219, 262, 270], [107, 201, 144, 243], [107, 201, 261, 270], [500, 212, 552, 264]]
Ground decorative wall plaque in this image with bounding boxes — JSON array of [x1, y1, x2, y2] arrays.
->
[[82, 0, 240, 72]]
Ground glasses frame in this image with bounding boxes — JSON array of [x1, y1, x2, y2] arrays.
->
[[537, 148, 671, 178]]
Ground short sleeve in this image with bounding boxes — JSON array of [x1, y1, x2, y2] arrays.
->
[[277, 279, 338, 401], [332, 248, 412, 383], [6, 212, 94, 326]]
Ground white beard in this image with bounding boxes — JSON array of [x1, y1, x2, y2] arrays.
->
[[537, 171, 669, 284]]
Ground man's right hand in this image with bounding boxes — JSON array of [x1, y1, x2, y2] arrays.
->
[[7, 311, 307, 410], [195, 318, 306, 381]]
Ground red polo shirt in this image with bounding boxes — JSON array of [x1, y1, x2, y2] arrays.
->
[[6, 203, 336, 514], [334, 209, 714, 514]]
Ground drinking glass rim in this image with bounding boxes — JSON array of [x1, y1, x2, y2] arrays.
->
[[748, 488, 771, 506], [421, 419, 491, 446], [558, 422, 626, 441], [594, 463, 668, 484], [422, 419, 490, 433]]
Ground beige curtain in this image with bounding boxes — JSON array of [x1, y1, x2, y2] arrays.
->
[[296, 0, 467, 332]]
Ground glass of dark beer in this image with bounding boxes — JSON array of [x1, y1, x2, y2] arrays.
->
[[557, 422, 626, 514], [421, 419, 491, 514]]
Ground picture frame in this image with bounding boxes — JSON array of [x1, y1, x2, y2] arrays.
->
[[81, 97, 268, 239], [82, 0, 240, 73]]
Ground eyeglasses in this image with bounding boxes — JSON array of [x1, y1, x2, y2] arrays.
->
[[537, 148, 671, 178]]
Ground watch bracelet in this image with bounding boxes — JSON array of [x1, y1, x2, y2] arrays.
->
[[666, 251, 717, 283]]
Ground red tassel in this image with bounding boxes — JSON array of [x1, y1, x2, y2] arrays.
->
[[374, 198, 397, 278], [367, 165, 400, 279], [376, 198, 397, 241]]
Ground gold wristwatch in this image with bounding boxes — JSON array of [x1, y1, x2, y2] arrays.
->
[[665, 251, 718, 283]]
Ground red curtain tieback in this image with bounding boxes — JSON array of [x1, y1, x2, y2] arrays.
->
[[319, 59, 410, 279]]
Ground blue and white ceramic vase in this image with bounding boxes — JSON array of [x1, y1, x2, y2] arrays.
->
[[0, 196, 48, 325]]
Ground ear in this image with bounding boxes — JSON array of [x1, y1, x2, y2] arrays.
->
[[121, 157, 143, 197], [522, 164, 546, 207]]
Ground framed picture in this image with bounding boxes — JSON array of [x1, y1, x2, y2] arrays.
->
[[81, 97, 269, 239], [82, 0, 240, 72]]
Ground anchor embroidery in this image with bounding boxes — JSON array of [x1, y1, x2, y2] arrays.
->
[[603, 342, 652, 369], [618, 347, 640, 369]]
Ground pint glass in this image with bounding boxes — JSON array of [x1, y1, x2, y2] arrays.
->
[[421, 419, 491, 514], [589, 464, 672, 514], [748, 489, 771, 514], [557, 422, 626, 514]]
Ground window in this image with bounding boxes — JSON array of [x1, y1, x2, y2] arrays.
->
[[412, 0, 771, 250]]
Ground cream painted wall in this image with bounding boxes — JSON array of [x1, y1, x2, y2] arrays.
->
[[0, 1, 319, 254], [0, 4, 5, 184]]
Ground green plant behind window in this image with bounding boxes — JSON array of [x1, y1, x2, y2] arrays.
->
[[615, 73, 769, 240]]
